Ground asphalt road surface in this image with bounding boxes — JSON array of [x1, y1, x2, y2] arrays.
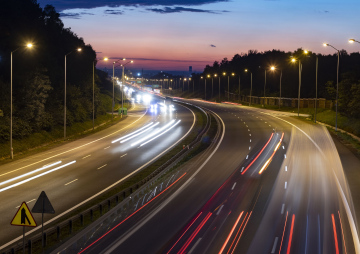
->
[[0, 96, 195, 250], [72, 98, 360, 254]]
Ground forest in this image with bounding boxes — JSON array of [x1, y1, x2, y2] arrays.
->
[[0, 0, 113, 142]]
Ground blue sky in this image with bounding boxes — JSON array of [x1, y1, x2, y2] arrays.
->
[[37, 0, 360, 71]]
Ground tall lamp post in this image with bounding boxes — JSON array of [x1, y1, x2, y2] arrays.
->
[[324, 43, 340, 131], [10, 43, 33, 159], [121, 60, 134, 117], [112, 58, 126, 120], [93, 57, 108, 130], [270, 66, 282, 109], [64, 47, 82, 140], [223, 72, 235, 101], [245, 69, 252, 106], [213, 74, 217, 100]]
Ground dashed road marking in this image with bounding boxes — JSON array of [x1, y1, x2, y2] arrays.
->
[[97, 164, 107, 170], [65, 179, 78, 186]]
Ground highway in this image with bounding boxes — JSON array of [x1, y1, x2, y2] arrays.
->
[[66, 97, 360, 254], [0, 95, 195, 250]]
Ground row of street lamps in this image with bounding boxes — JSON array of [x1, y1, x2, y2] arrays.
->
[[10, 43, 134, 159]]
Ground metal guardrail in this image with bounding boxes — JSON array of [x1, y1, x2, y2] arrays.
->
[[1, 102, 211, 254]]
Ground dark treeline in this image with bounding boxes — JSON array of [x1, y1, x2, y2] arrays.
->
[[0, 0, 113, 141], [196, 49, 360, 119]]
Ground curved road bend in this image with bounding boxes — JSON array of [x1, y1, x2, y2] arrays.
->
[[78, 99, 359, 254], [0, 98, 194, 249], [78, 100, 292, 254]]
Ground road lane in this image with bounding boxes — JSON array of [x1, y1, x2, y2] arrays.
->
[[0, 99, 195, 249]]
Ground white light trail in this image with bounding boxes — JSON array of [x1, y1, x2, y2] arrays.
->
[[131, 119, 176, 147], [0, 161, 62, 187], [139, 120, 181, 147], [111, 122, 154, 143], [120, 122, 159, 143], [0, 161, 76, 193]]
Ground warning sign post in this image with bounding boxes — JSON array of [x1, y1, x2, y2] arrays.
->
[[11, 202, 37, 254]]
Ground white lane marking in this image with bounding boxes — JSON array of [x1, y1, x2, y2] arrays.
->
[[120, 154, 127, 158], [241, 167, 244, 172], [285, 182, 287, 189], [249, 146, 251, 150], [282, 146, 285, 149], [246, 125, 248, 127], [271, 237, 279, 253], [284, 154, 286, 158], [97, 164, 107, 170], [260, 110, 360, 253], [249, 134, 251, 136], [0, 161, 76, 193], [217, 205, 224, 215], [265, 122, 267, 123], [0, 109, 148, 178], [99, 110, 226, 254], [82, 155, 91, 159], [248, 129, 250, 131], [188, 238, 202, 254], [250, 139, 252, 142], [281, 204, 285, 214], [246, 155, 249, 159], [15, 199, 37, 209], [269, 125, 271, 127], [285, 166, 288, 172], [231, 182, 237, 190], [0, 104, 197, 251], [104, 146, 110, 150], [65, 179, 78, 186]]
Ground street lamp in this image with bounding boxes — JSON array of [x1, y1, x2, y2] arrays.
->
[[245, 69, 252, 106], [64, 47, 82, 140], [223, 72, 235, 101], [112, 58, 126, 120], [291, 49, 308, 117], [270, 66, 282, 109], [10, 43, 33, 159], [349, 39, 360, 44], [324, 43, 340, 131], [93, 57, 108, 130], [213, 74, 217, 99], [121, 60, 133, 117]]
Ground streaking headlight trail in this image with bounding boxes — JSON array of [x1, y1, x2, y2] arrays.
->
[[131, 119, 178, 147], [139, 120, 181, 147], [0, 160, 76, 193], [111, 122, 154, 143], [120, 122, 159, 143], [0, 161, 62, 187]]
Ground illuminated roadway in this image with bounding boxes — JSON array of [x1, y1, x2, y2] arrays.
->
[[75, 98, 360, 254], [0, 96, 195, 250]]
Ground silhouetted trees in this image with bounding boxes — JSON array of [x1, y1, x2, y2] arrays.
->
[[0, 0, 112, 141]]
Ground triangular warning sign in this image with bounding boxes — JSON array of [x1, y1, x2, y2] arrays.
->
[[32, 191, 55, 214], [11, 202, 37, 227]]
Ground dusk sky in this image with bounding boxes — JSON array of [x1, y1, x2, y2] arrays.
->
[[37, 0, 359, 72]]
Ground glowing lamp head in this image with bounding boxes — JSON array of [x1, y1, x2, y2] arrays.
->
[[214, 74, 217, 77], [270, 66, 275, 71], [349, 39, 355, 43], [291, 58, 296, 63], [77, 48, 82, 52], [104, 57, 109, 61], [304, 50, 308, 54], [130, 60, 134, 63], [207, 75, 210, 78], [26, 43, 33, 48], [232, 73, 235, 76], [245, 69, 248, 72], [223, 72, 226, 76], [323, 43, 329, 47], [201, 76, 203, 79]]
